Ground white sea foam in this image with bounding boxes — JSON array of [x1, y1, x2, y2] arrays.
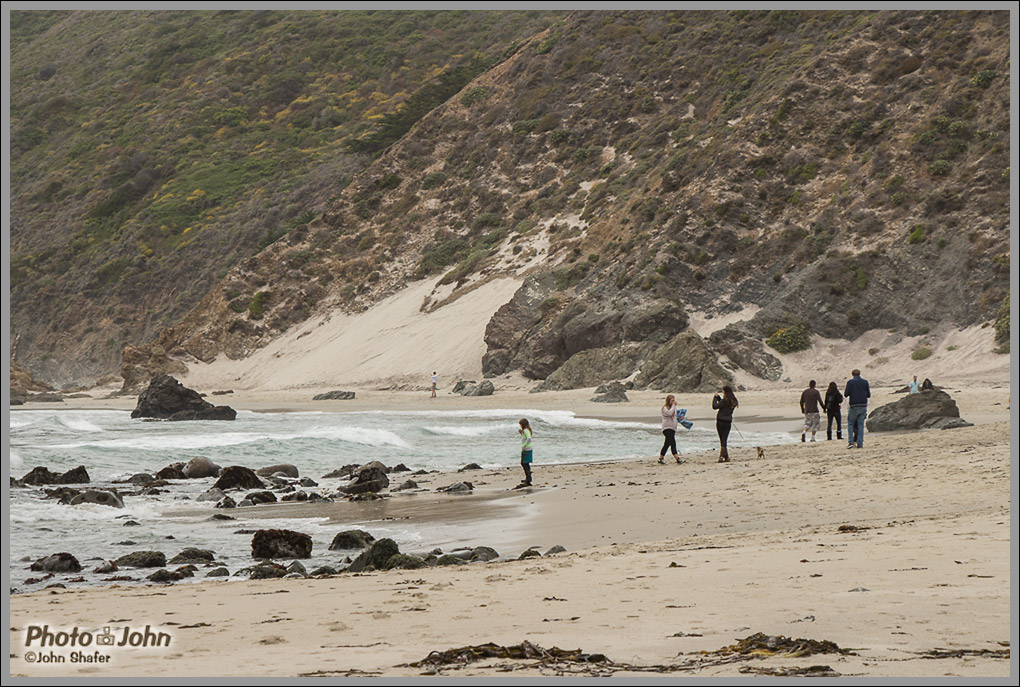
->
[[9, 417, 35, 429], [58, 415, 105, 432], [10, 450, 25, 470], [422, 424, 507, 437]]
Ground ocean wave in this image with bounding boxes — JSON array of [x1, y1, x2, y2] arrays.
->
[[8, 495, 168, 524], [421, 424, 507, 437], [10, 450, 24, 470], [9, 417, 35, 429], [58, 415, 105, 432]]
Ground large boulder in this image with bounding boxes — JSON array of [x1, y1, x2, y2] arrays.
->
[[213, 466, 265, 491], [866, 390, 973, 432], [130, 374, 236, 421], [460, 380, 495, 397], [591, 381, 629, 403], [68, 490, 124, 508], [339, 461, 389, 495], [155, 463, 186, 480], [535, 344, 648, 391], [168, 548, 216, 564], [329, 530, 376, 551], [709, 327, 784, 382], [633, 330, 733, 393], [182, 456, 221, 479], [256, 464, 299, 478], [30, 553, 82, 573], [114, 551, 167, 568], [18, 465, 90, 486], [251, 529, 313, 559], [347, 538, 400, 572]]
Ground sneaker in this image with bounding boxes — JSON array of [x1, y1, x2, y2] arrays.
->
[[847, 444, 855, 449], [810, 436, 816, 442], [675, 457, 686, 465], [801, 433, 806, 442], [658, 457, 665, 464]]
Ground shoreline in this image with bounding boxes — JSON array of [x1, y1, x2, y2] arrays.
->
[[9, 419, 1011, 677]]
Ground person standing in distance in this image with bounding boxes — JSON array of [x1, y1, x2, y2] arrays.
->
[[800, 380, 823, 443], [844, 369, 871, 449], [908, 375, 920, 394], [712, 386, 738, 463], [430, 371, 438, 399], [518, 418, 534, 487]]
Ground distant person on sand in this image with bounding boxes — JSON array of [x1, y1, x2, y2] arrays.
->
[[517, 418, 533, 487], [908, 375, 921, 394], [712, 386, 738, 463], [799, 380, 823, 443], [659, 395, 682, 465], [823, 381, 843, 441], [921, 377, 934, 391], [844, 369, 871, 449], [430, 371, 438, 399]]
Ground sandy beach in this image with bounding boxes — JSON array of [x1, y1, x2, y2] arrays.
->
[[8, 383, 1012, 678]]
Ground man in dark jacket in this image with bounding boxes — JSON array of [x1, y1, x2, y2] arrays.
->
[[844, 369, 871, 449]]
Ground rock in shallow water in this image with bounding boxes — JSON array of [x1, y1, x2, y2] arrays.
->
[[213, 466, 265, 491], [114, 551, 167, 568], [30, 553, 82, 573], [251, 529, 313, 559]]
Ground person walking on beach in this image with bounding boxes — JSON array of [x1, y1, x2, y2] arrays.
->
[[800, 380, 823, 443], [844, 369, 871, 449], [908, 375, 920, 394], [712, 386, 738, 463], [921, 377, 934, 391], [518, 418, 534, 487], [659, 395, 682, 465], [823, 381, 843, 441], [430, 371, 438, 399]]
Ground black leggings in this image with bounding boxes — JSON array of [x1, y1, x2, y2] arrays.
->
[[717, 420, 732, 449], [660, 429, 677, 457], [826, 410, 841, 437], [521, 461, 532, 484]]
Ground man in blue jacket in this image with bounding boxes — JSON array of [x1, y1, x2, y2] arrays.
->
[[844, 369, 871, 449]]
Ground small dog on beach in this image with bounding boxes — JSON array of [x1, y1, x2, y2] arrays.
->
[[756, 446, 765, 460]]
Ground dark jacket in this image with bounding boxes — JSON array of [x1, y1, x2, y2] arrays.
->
[[823, 389, 843, 413], [844, 376, 871, 407], [712, 394, 736, 422]]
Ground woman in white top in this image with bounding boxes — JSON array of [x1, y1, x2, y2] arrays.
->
[[659, 394, 682, 464]]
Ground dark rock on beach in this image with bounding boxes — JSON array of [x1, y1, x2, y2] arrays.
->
[[391, 479, 418, 492], [458, 463, 483, 471], [19, 465, 90, 486], [127, 473, 156, 484], [155, 463, 187, 480], [339, 461, 389, 495], [215, 496, 237, 509], [251, 529, 313, 559], [313, 390, 356, 400], [206, 567, 230, 577], [460, 380, 495, 397], [146, 568, 183, 583], [329, 530, 376, 551], [214, 466, 265, 491], [43, 486, 82, 503], [248, 563, 288, 579], [310, 565, 338, 576], [256, 464, 299, 478], [385, 554, 427, 570], [392, 463, 411, 472], [322, 464, 360, 479], [30, 553, 82, 573], [545, 545, 567, 555], [197, 487, 227, 502], [437, 481, 473, 493], [93, 560, 118, 574], [469, 546, 500, 562], [131, 374, 236, 421], [168, 548, 216, 565], [114, 551, 167, 568], [519, 548, 543, 560], [246, 490, 278, 505], [348, 538, 400, 572], [591, 381, 629, 403], [866, 389, 973, 432]]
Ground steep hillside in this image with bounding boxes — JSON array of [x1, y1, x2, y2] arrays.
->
[[13, 10, 1011, 392], [9, 9, 562, 386]]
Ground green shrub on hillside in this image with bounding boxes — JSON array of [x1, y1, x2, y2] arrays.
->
[[911, 346, 932, 360], [994, 294, 1009, 353], [929, 159, 951, 176], [248, 291, 268, 320], [970, 70, 996, 88], [460, 86, 489, 107], [766, 324, 811, 354], [417, 234, 470, 276], [421, 172, 447, 190], [907, 225, 926, 244]]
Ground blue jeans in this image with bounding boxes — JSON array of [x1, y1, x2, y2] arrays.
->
[[847, 406, 867, 447]]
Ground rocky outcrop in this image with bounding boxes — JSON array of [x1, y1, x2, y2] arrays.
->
[[114, 551, 167, 568], [329, 529, 376, 551], [535, 343, 648, 391], [130, 374, 236, 421], [634, 330, 733, 393], [484, 276, 689, 381], [182, 456, 221, 479], [866, 390, 973, 432], [255, 464, 299, 478], [18, 465, 90, 486], [591, 381, 629, 403], [251, 529, 313, 559], [455, 380, 495, 396], [245, 490, 277, 505], [347, 538, 400, 572], [322, 464, 360, 479], [168, 548, 216, 564], [68, 490, 124, 508], [155, 463, 186, 480], [120, 345, 189, 394], [312, 390, 356, 400], [30, 553, 82, 573], [709, 326, 783, 381], [213, 466, 265, 491], [339, 461, 389, 495]]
